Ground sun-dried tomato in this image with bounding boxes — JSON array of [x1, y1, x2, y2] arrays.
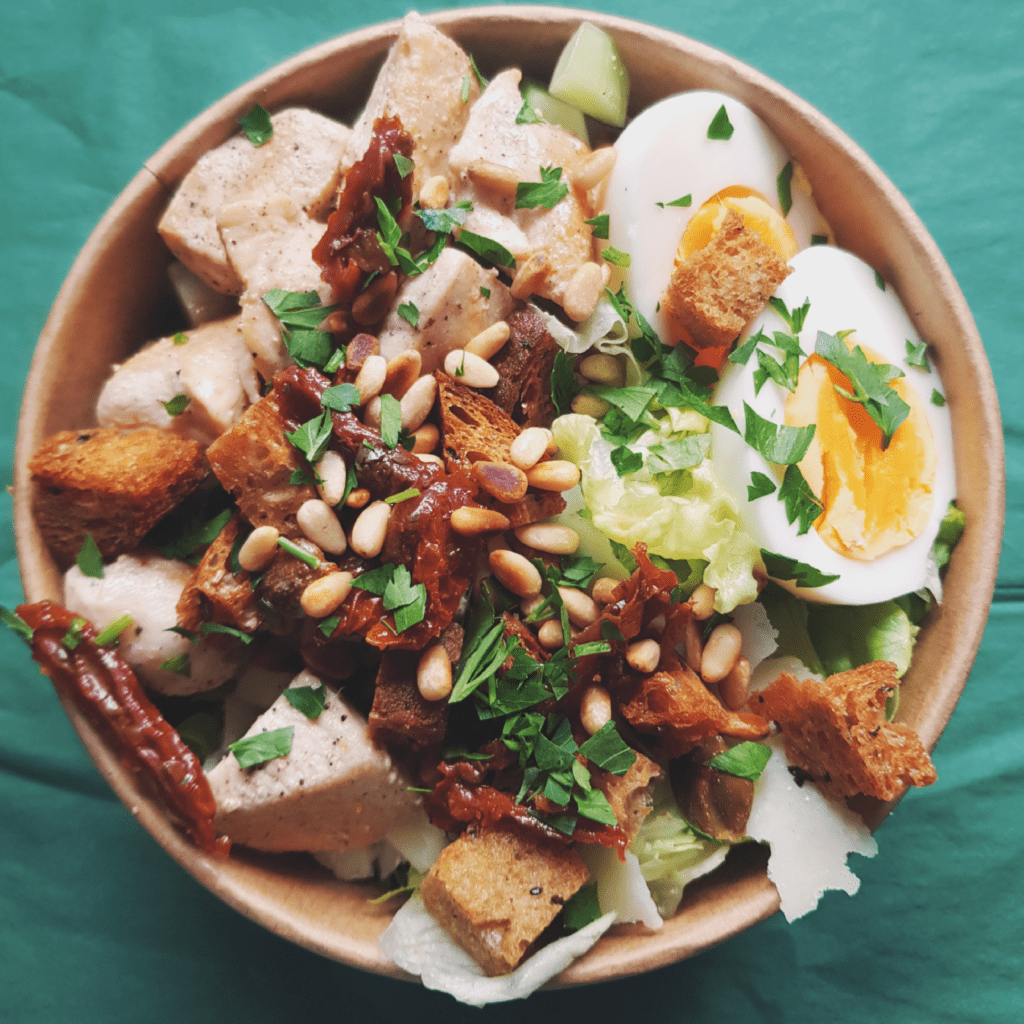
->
[[18, 601, 228, 857], [312, 115, 413, 310]]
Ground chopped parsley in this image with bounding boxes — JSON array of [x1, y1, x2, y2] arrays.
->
[[286, 410, 333, 464], [172, 331, 188, 346], [262, 289, 341, 371], [931, 389, 946, 407], [480, 286, 491, 299], [393, 153, 414, 179], [379, 393, 403, 448], [457, 229, 516, 268], [610, 444, 643, 477], [551, 349, 579, 415], [76, 533, 104, 579], [656, 194, 692, 208], [777, 160, 794, 216], [415, 205, 469, 234], [585, 214, 609, 239], [742, 402, 816, 465], [778, 464, 823, 535], [646, 433, 711, 474], [94, 614, 133, 646], [905, 338, 931, 371], [283, 682, 328, 719], [747, 471, 777, 500], [199, 621, 254, 645], [707, 104, 735, 140], [239, 103, 273, 146], [515, 98, 543, 124], [320, 383, 361, 413], [230, 726, 294, 768], [397, 301, 419, 327], [705, 741, 772, 781], [811, 234, 828, 246], [61, 617, 87, 651], [760, 550, 839, 588], [318, 616, 341, 639], [350, 563, 426, 634], [875, 270, 886, 290], [159, 653, 191, 678], [601, 246, 631, 267], [161, 393, 190, 417], [515, 165, 569, 210]]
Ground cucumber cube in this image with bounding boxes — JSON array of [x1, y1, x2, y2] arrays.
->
[[522, 82, 590, 146], [549, 22, 629, 128]]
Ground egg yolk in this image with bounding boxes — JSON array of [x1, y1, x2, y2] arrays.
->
[[784, 338, 936, 562], [680, 187, 799, 262]]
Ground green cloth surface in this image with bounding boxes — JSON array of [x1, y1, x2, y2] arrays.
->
[[1, 1, 1020, 1020]]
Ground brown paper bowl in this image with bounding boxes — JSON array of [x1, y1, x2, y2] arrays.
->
[[12, 5, 1004, 987]]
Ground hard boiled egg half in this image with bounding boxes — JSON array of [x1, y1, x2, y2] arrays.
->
[[711, 245, 956, 604], [605, 90, 829, 341]]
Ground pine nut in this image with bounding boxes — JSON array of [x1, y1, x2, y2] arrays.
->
[[363, 395, 382, 427], [574, 147, 617, 190], [382, 350, 422, 399], [520, 595, 551, 619], [419, 175, 450, 210], [689, 583, 716, 620], [237, 526, 280, 572], [489, 549, 542, 598], [514, 522, 580, 555], [626, 638, 661, 675], [526, 460, 580, 492], [537, 619, 566, 650], [720, 656, 751, 711], [465, 321, 510, 360], [300, 571, 353, 618], [510, 252, 549, 300], [444, 349, 499, 388], [414, 453, 444, 466], [400, 375, 437, 431], [563, 261, 604, 322], [417, 643, 453, 702], [467, 159, 520, 197], [345, 487, 370, 509], [475, 461, 528, 503], [315, 450, 347, 507], [345, 333, 380, 372], [591, 577, 620, 605], [701, 623, 743, 684], [684, 616, 703, 674], [349, 500, 391, 558], [411, 423, 439, 453], [354, 354, 388, 405], [352, 271, 398, 326], [297, 499, 347, 555], [558, 586, 599, 628], [579, 353, 625, 386], [451, 506, 511, 536], [571, 393, 611, 418], [580, 684, 612, 735], [509, 427, 552, 471]]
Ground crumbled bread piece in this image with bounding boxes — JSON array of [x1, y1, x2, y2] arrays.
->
[[29, 427, 208, 568], [752, 661, 937, 802], [368, 623, 463, 750], [591, 750, 662, 844], [489, 307, 560, 428], [419, 822, 589, 976], [177, 512, 261, 633], [205, 391, 316, 539], [436, 372, 520, 469], [660, 209, 792, 350]]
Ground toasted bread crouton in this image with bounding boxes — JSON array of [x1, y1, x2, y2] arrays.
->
[[30, 427, 208, 568], [752, 661, 937, 802], [591, 750, 662, 843], [660, 209, 792, 350], [489, 307, 560, 428], [177, 513, 261, 633], [368, 623, 464, 750], [419, 822, 589, 976], [208, 670, 424, 852], [491, 490, 567, 529], [205, 392, 316, 539], [158, 107, 351, 295], [437, 371, 520, 469]]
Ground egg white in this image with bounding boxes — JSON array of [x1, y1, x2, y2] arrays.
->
[[711, 245, 956, 604], [605, 90, 827, 337]]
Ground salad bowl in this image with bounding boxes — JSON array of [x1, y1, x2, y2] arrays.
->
[[12, 5, 1004, 987]]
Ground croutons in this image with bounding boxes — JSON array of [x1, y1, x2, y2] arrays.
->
[[419, 822, 590, 976], [752, 660, 937, 802], [660, 208, 792, 349], [436, 371, 521, 469], [489, 307, 561, 429], [205, 391, 317, 540], [29, 427, 208, 567], [590, 750, 662, 844]]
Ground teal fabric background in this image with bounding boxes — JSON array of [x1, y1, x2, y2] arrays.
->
[[2, 1, 1020, 1020]]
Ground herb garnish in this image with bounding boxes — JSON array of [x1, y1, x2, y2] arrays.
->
[[601, 247, 631, 268], [931, 389, 946, 407], [747, 471, 777, 501], [239, 104, 273, 146], [742, 403, 816, 464], [230, 726, 294, 768], [397, 301, 419, 327], [159, 653, 191, 678], [905, 339, 930, 371], [286, 410, 333, 464], [283, 682, 327, 719], [760, 550, 839, 588], [349, 563, 426, 634], [777, 161, 794, 216], [0, 607, 33, 644], [161, 394, 191, 417], [656, 194, 692, 208], [585, 214, 609, 239], [707, 104, 735, 140], [814, 331, 910, 449], [515, 166, 569, 210], [172, 331, 188, 346], [705, 741, 772, 781], [778, 464, 823, 535], [94, 614, 133, 646], [320, 383, 361, 413], [277, 537, 319, 569], [262, 289, 340, 370], [61, 617, 87, 651], [393, 153, 414, 179], [77, 533, 104, 579], [515, 98, 543, 124], [551, 350, 580, 415]]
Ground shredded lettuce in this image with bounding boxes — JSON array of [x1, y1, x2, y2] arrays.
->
[[552, 414, 761, 612], [628, 780, 729, 919]]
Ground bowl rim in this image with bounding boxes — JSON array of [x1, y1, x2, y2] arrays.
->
[[12, 3, 1005, 990]]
